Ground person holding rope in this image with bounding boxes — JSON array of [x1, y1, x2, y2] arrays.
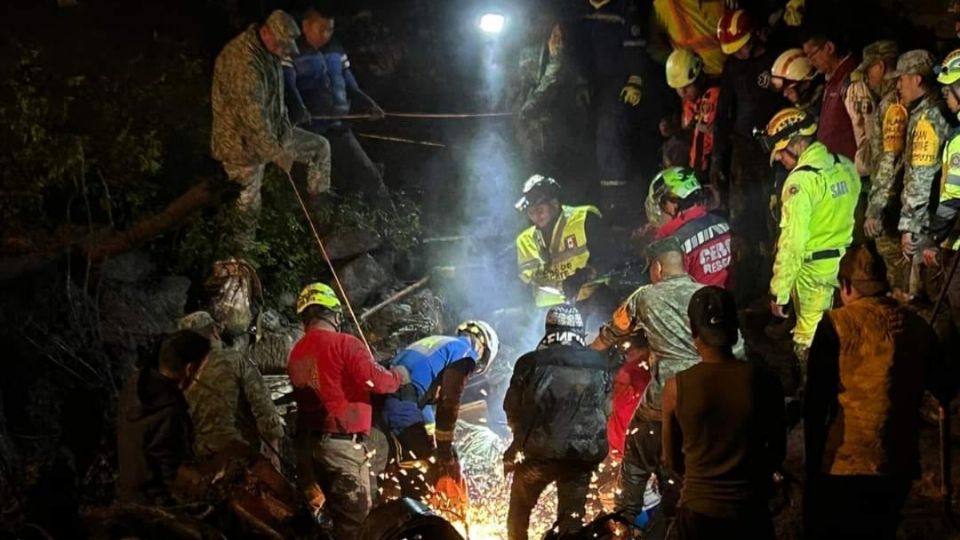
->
[[287, 282, 409, 540], [283, 6, 392, 210], [211, 10, 332, 246]]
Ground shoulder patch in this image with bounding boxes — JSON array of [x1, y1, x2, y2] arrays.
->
[[910, 117, 941, 167], [951, 153, 960, 169]]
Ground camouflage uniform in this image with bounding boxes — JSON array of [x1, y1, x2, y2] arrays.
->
[[866, 88, 908, 291], [179, 312, 285, 461], [899, 93, 949, 251], [211, 21, 331, 239]]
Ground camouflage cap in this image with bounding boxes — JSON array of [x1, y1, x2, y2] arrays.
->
[[177, 311, 218, 340], [855, 40, 899, 74], [885, 49, 936, 80], [645, 236, 683, 259], [264, 10, 301, 55]]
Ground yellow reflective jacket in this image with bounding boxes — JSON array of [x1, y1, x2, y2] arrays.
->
[[517, 205, 601, 306], [933, 128, 960, 250], [653, 0, 726, 76], [770, 142, 862, 304]]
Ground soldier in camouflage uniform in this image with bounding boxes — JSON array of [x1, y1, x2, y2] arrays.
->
[[211, 10, 331, 244], [592, 237, 743, 536], [178, 312, 285, 467], [863, 45, 910, 294], [889, 51, 950, 298]]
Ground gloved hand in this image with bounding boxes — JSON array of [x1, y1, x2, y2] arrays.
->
[[369, 102, 386, 120], [620, 75, 642, 107], [275, 152, 295, 174], [435, 442, 462, 482], [864, 217, 883, 239], [390, 365, 411, 385], [562, 267, 596, 302], [784, 0, 805, 27], [519, 99, 536, 121]]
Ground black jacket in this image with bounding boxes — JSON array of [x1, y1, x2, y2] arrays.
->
[[116, 367, 194, 504], [504, 342, 611, 463]]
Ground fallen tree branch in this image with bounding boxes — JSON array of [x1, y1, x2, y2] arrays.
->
[[0, 178, 237, 281], [359, 275, 431, 322]]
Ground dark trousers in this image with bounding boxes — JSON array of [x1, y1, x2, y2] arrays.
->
[[507, 460, 596, 540], [391, 423, 437, 501], [618, 420, 680, 540], [803, 474, 911, 540], [326, 128, 392, 209], [673, 506, 775, 540]]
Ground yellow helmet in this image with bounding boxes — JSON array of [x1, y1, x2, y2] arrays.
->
[[937, 49, 960, 86], [762, 107, 818, 165], [296, 282, 342, 314], [665, 48, 703, 89]]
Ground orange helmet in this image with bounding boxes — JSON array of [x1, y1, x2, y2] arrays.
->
[[717, 10, 753, 55]]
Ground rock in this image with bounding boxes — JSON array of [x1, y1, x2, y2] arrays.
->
[[100, 251, 156, 284], [338, 254, 391, 307], [322, 228, 382, 261], [366, 287, 443, 357], [99, 275, 190, 347]]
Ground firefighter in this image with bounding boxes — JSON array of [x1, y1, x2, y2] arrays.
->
[[665, 48, 719, 174], [762, 107, 861, 366], [769, 48, 823, 113], [515, 175, 615, 307], [382, 321, 499, 500]]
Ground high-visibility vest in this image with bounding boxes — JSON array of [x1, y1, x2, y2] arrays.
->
[[939, 129, 960, 250], [516, 205, 600, 306], [654, 0, 727, 76]]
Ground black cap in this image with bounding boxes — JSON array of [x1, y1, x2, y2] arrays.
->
[[687, 286, 739, 348]]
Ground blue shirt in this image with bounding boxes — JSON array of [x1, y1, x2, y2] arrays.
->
[[283, 39, 360, 133]]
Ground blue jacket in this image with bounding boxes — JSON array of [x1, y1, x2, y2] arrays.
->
[[283, 39, 362, 133], [383, 336, 478, 433]]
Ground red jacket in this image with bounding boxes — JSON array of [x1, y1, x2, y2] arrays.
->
[[655, 205, 732, 288], [288, 329, 403, 434], [817, 55, 857, 161], [608, 355, 651, 457]]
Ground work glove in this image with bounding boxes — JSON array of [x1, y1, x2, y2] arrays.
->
[[435, 442, 462, 482], [369, 102, 386, 120], [620, 75, 642, 107], [562, 267, 596, 302], [784, 0, 805, 27]]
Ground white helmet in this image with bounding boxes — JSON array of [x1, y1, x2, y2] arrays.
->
[[771, 48, 816, 82], [456, 320, 499, 376]]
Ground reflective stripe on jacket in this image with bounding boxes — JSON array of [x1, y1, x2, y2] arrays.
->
[[517, 205, 601, 306]]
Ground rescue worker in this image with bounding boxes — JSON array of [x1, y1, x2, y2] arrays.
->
[[713, 9, 785, 303], [515, 175, 615, 307], [769, 48, 824, 113], [646, 167, 732, 288], [863, 43, 910, 295], [177, 312, 284, 468], [802, 30, 858, 161], [514, 22, 592, 200], [287, 282, 408, 540], [503, 305, 611, 540], [283, 7, 392, 209], [595, 238, 741, 537], [116, 331, 210, 504], [923, 49, 960, 334], [665, 48, 719, 173], [649, 0, 726, 77], [662, 287, 785, 540], [891, 50, 950, 299], [763, 107, 861, 363], [382, 321, 499, 500], [577, 0, 654, 222], [804, 246, 940, 538], [607, 335, 651, 461], [210, 10, 332, 245], [846, 41, 899, 179]]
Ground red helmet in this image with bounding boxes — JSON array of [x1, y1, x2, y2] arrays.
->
[[717, 9, 753, 55]]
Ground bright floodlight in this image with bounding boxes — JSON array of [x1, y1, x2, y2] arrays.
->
[[479, 13, 505, 33]]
